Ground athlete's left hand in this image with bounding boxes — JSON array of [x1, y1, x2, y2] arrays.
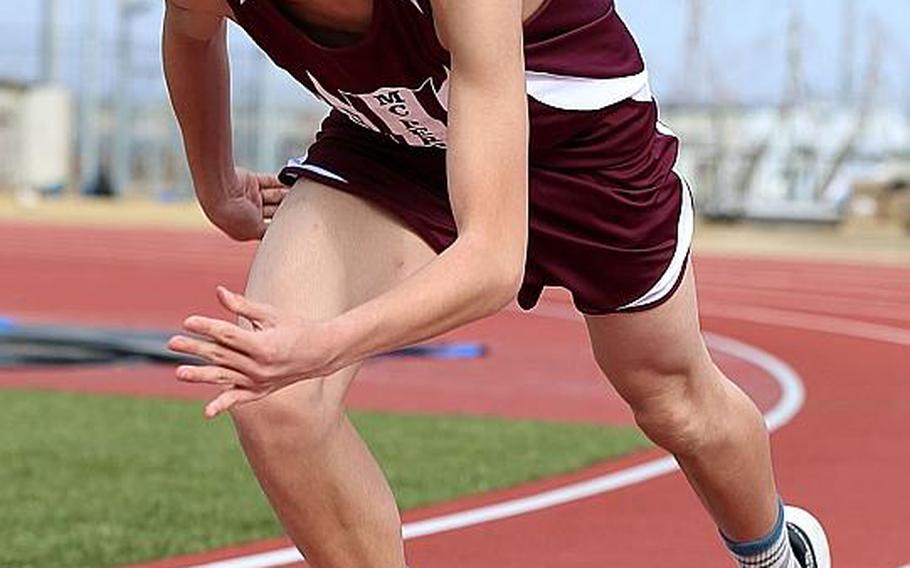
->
[[167, 286, 343, 418]]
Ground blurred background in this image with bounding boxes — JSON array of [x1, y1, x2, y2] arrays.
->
[[0, 0, 908, 234], [2, 4, 910, 567]]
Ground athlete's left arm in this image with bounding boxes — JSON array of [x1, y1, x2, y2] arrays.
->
[[169, 0, 529, 417]]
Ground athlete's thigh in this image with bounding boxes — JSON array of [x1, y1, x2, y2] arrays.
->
[[240, 180, 436, 406], [584, 262, 714, 404], [249, 180, 434, 316]]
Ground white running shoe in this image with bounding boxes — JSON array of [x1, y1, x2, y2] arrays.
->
[[785, 506, 832, 568]]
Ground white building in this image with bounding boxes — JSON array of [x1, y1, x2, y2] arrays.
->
[[0, 81, 72, 193]]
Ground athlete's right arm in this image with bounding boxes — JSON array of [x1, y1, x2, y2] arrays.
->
[[163, 0, 279, 240]]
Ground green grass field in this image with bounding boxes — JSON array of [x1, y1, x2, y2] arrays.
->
[[0, 389, 649, 568]]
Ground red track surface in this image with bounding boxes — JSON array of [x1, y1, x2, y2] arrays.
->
[[1, 223, 908, 568]]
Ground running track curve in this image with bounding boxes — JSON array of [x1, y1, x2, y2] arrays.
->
[[0, 224, 907, 568]]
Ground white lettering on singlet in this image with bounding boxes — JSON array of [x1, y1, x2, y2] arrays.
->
[[355, 79, 447, 148], [307, 71, 449, 149]]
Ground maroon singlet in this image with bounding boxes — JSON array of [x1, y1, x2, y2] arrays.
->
[[227, 0, 692, 314]]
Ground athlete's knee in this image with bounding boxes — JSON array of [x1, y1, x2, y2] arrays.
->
[[618, 365, 765, 457], [632, 389, 712, 455], [606, 360, 727, 456], [231, 377, 348, 451]]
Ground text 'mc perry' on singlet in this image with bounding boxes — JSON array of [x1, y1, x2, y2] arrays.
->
[[227, 0, 651, 150]]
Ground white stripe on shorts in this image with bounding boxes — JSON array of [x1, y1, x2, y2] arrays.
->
[[285, 159, 349, 184], [618, 175, 695, 311]]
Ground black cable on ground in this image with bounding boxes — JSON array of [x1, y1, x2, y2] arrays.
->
[[0, 322, 486, 369]]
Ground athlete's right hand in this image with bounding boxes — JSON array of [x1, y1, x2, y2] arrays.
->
[[207, 168, 288, 241]]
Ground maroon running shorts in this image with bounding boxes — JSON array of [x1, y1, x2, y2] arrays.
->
[[279, 97, 693, 315]]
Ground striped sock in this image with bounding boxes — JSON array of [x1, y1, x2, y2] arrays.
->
[[724, 501, 798, 568]]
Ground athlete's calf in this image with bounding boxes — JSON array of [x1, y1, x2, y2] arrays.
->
[[584, 268, 781, 544]]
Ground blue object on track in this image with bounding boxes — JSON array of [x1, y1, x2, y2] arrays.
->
[[382, 342, 486, 361], [0, 317, 16, 333]]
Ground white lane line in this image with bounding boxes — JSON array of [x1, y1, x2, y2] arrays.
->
[[701, 303, 910, 347], [190, 305, 805, 568]]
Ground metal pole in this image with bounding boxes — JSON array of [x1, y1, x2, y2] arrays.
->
[[860, 17, 883, 115], [40, 0, 61, 84], [840, 0, 856, 103], [78, 0, 101, 194], [784, 3, 804, 108], [112, 1, 134, 197], [682, 0, 706, 105], [254, 51, 278, 172]]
